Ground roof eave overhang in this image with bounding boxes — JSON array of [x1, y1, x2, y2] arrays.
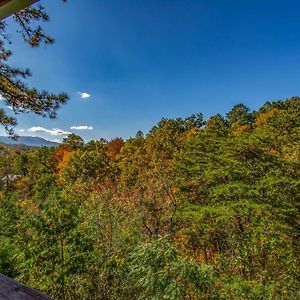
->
[[0, 0, 39, 20]]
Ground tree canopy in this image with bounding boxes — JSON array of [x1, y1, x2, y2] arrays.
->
[[0, 97, 299, 299]]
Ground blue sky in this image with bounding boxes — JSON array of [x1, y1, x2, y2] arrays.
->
[[2, 0, 300, 141]]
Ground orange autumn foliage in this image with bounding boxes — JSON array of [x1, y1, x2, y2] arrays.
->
[[105, 138, 124, 160], [53, 145, 73, 175]]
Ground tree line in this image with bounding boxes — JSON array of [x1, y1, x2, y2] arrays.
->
[[0, 97, 299, 299]]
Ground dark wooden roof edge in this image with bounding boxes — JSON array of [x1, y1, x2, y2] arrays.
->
[[0, 0, 39, 20], [0, 273, 53, 300], [0, 1, 12, 6]]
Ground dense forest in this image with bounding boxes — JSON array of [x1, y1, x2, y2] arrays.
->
[[0, 97, 299, 299]]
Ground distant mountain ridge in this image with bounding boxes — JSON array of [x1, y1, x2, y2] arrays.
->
[[0, 136, 60, 147]]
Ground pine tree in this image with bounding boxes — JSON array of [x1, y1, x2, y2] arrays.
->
[[0, 3, 68, 137]]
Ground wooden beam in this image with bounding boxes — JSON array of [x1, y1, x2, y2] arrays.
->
[[0, 0, 39, 20], [0, 273, 53, 300]]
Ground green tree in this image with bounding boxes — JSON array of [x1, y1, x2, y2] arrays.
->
[[129, 238, 216, 300], [226, 103, 254, 127], [0, 3, 68, 136], [175, 101, 300, 296], [62, 133, 84, 149]]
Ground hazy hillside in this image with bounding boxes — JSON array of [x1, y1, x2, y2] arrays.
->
[[0, 136, 59, 147]]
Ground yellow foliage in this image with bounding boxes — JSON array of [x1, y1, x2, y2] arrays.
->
[[282, 144, 300, 162], [270, 147, 278, 155], [181, 127, 201, 142], [254, 108, 284, 126], [231, 124, 251, 136]]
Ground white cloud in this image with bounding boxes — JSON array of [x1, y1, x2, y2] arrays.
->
[[78, 92, 91, 99], [28, 126, 71, 136], [19, 129, 25, 133], [48, 139, 62, 144], [0, 95, 4, 101], [6, 106, 13, 110], [70, 125, 93, 130]]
